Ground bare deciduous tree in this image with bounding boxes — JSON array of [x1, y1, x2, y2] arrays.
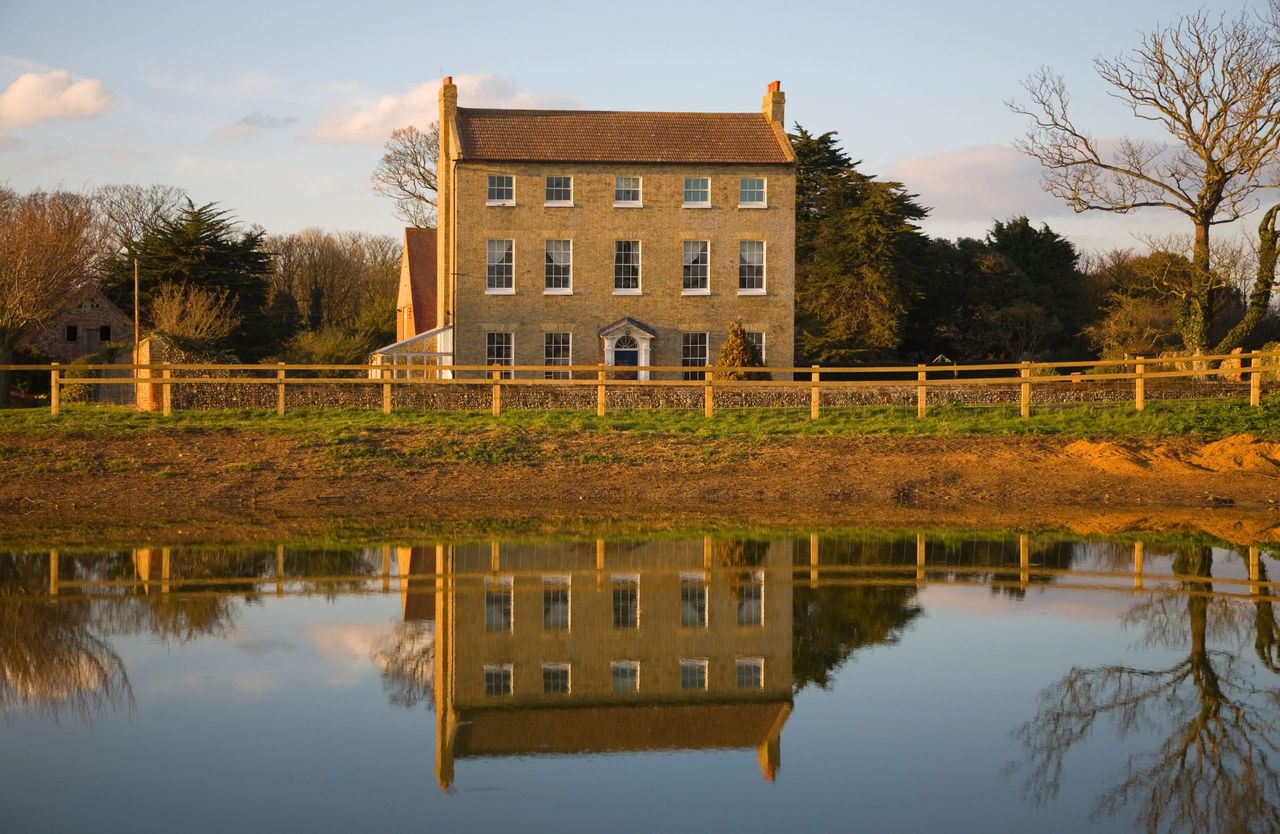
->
[[1009, 8, 1280, 353], [0, 188, 100, 405], [150, 283, 242, 344], [371, 124, 439, 228], [93, 183, 186, 254], [264, 228, 399, 330]]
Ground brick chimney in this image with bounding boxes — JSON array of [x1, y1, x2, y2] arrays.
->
[[762, 80, 784, 126], [437, 75, 458, 330], [439, 75, 457, 137]]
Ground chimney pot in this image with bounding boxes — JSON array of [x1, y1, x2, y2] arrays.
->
[[443, 75, 453, 85], [767, 80, 781, 92]]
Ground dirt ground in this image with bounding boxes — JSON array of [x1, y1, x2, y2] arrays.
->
[[2, 428, 1279, 546]]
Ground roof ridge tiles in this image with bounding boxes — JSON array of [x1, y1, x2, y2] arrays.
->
[[458, 106, 766, 117]]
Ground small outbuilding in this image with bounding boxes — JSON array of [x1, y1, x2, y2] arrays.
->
[[21, 292, 132, 362]]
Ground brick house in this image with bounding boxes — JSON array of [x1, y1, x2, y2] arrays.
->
[[416, 77, 795, 379], [21, 291, 132, 362]]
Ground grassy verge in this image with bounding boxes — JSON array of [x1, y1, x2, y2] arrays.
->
[[0, 395, 1277, 440]]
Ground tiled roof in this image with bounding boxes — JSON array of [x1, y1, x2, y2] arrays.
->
[[400, 227, 436, 334], [456, 108, 792, 164]]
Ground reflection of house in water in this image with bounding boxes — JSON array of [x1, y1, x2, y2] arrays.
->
[[400, 538, 793, 788]]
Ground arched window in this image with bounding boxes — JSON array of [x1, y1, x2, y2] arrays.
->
[[615, 334, 638, 350]]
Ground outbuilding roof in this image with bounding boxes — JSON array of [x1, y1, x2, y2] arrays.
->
[[455, 108, 793, 164]]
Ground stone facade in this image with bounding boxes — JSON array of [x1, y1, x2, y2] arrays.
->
[[436, 79, 796, 377], [22, 292, 132, 362]]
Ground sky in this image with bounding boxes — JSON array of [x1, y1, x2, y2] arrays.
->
[[0, 0, 1264, 254]]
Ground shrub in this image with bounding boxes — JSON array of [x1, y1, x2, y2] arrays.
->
[[716, 319, 770, 380], [151, 283, 242, 345]]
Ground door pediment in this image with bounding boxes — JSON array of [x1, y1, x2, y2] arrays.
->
[[597, 317, 656, 341]]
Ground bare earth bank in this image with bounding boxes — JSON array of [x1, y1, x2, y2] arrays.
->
[[2, 431, 1279, 545]]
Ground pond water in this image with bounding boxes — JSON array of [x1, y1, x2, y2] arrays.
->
[[2, 529, 1278, 834]]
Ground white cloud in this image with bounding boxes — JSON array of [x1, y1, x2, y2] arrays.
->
[[143, 70, 283, 98], [238, 111, 298, 130], [0, 69, 115, 128], [884, 143, 1204, 251], [172, 153, 270, 179], [220, 111, 300, 142], [0, 55, 49, 74], [310, 622, 388, 667], [886, 144, 1062, 223], [312, 73, 577, 144], [0, 134, 27, 153]]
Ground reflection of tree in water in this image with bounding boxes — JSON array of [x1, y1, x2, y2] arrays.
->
[[96, 550, 273, 643], [1012, 546, 1280, 834], [97, 548, 380, 643], [370, 620, 434, 710], [283, 549, 380, 600], [792, 537, 923, 690], [1254, 555, 1280, 675], [932, 538, 1077, 600], [0, 554, 132, 720]]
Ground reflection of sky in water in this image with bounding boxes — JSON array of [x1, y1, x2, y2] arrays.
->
[[0, 536, 1275, 834]]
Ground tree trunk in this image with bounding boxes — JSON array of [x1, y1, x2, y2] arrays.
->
[[0, 341, 13, 408], [1214, 205, 1280, 353], [1183, 220, 1213, 356]]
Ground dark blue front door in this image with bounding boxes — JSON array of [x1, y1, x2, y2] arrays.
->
[[614, 348, 638, 379]]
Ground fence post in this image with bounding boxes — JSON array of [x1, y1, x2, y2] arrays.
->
[[703, 370, 714, 419], [382, 364, 392, 415], [1251, 351, 1263, 408], [596, 365, 606, 417], [810, 365, 820, 420], [49, 362, 60, 416], [161, 367, 172, 417], [1019, 361, 1031, 419], [1134, 356, 1146, 412], [491, 368, 502, 417], [277, 362, 287, 416], [916, 364, 927, 419]]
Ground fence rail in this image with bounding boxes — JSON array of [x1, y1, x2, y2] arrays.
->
[[2, 349, 1275, 419]]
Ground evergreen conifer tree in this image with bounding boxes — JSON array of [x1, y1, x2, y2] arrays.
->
[[104, 201, 274, 359], [716, 319, 769, 380]]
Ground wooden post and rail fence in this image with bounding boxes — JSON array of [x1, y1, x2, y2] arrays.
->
[[10, 348, 1277, 420]]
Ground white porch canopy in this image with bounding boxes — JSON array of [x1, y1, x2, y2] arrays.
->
[[370, 325, 454, 379], [598, 316, 656, 380]]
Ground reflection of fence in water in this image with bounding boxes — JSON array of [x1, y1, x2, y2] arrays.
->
[[11, 536, 1275, 603]]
